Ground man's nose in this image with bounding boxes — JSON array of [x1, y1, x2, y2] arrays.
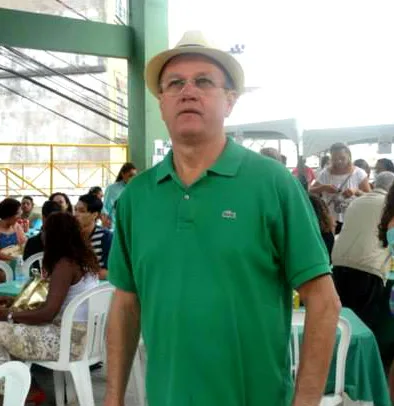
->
[[179, 84, 199, 101]]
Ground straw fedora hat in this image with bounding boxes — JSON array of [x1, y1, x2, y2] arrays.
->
[[145, 30, 245, 98]]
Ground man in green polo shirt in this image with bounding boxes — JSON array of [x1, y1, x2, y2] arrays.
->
[[105, 31, 341, 406]]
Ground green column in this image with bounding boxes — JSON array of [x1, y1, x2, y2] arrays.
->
[[128, 0, 168, 170]]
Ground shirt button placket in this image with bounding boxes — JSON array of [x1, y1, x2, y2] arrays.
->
[[177, 192, 193, 229]]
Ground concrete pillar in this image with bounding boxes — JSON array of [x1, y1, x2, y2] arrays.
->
[[128, 0, 168, 170]]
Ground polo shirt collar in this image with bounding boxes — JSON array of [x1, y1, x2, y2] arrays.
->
[[208, 137, 246, 177], [155, 137, 245, 184], [156, 150, 175, 183]]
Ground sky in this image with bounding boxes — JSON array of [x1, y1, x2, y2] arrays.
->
[[168, 0, 394, 130]]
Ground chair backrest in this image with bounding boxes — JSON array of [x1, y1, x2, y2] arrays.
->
[[22, 252, 43, 276], [56, 283, 114, 367], [291, 311, 351, 396], [0, 261, 13, 282], [0, 361, 31, 406]]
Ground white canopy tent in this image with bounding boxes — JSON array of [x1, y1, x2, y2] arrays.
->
[[303, 124, 394, 157], [225, 119, 394, 161], [225, 118, 300, 145]]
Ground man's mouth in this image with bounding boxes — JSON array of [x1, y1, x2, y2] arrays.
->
[[178, 109, 202, 116]]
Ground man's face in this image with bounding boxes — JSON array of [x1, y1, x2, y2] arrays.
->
[[21, 199, 33, 214], [158, 55, 237, 142], [75, 201, 97, 228]]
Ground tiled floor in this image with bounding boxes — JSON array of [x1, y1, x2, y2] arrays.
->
[[35, 364, 139, 406]]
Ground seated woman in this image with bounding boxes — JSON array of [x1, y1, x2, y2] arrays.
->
[[0, 199, 27, 279], [49, 192, 73, 214], [308, 194, 335, 263], [0, 211, 99, 404]]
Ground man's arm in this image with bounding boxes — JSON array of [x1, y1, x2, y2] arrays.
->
[[293, 275, 341, 406], [104, 288, 141, 406]]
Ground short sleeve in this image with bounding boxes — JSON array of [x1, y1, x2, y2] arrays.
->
[[354, 167, 367, 185], [273, 170, 331, 289], [317, 168, 328, 184], [108, 190, 137, 293]]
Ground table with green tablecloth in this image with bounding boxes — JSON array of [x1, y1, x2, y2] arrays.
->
[[373, 272, 394, 364], [324, 308, 390, 406], [0, 282, 389, 404]]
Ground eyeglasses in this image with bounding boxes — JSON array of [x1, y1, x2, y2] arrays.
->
[[160, 75, 229, 96]]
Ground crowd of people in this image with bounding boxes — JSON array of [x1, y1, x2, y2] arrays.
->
[[1, 29, 394, 405], [263, 141, 394, 401], [0, 162, 137, 403]]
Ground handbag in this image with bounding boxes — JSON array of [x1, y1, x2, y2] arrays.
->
[[327, 171, 354, 214], [11, 269, 49, 311]]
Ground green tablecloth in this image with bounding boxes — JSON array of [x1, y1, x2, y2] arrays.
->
[[0, 280, 25, 296], [325, 308, 390, 406], [374, 272, 394, 363]]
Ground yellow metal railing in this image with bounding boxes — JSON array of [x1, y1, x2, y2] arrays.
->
[[0, 143, 128, 198]]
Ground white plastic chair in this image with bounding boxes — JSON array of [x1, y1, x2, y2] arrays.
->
[[22, 252, 43, 276], [0, 261, 13, 282], [0, 361, 31, 406], [130, 338, 147, 406], [291, 311, 352, 406], [29, 283, 114, 406]]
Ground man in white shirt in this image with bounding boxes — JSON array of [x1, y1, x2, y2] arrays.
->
[[332, 171, 394, 330]]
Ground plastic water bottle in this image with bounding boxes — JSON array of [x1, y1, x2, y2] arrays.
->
[[14, 256, 26, 283]]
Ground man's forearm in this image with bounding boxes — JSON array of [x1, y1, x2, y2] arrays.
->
[[293, 285, 341, 405], [105, 289, 141, 406]]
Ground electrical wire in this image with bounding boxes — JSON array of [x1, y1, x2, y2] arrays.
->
[[0, 82, 121, 144], [0, 48, 128, 122], [4, 47, 128, 111], [46, 51, 127, 96], [0, 65, 128, 128], [53, 0, 127, 25], [54, 0, 89, 20]]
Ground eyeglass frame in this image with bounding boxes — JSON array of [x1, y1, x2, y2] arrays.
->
[[159, 74, 235, 96]]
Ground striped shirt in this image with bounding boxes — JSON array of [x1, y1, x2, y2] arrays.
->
[[89, 225, 113, 268]]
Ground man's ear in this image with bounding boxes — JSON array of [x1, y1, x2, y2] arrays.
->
[[158, 94, 165, 119], [224, 91, 238, 118]]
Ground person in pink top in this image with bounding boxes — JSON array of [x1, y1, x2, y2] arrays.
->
[[292, 157, 316, 189]]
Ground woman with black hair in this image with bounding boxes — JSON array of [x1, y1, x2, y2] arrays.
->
[[0, 198, 27, 264], [49, 192, 73, 214], [308, 194, 335, 262], [102, 162, 137, 228], [88, 186, 104, 200], [310, 143, 371, 234], [0, 212, 99, 403]]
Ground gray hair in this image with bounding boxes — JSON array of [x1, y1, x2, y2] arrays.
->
[[375, 171, 394, 192]]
